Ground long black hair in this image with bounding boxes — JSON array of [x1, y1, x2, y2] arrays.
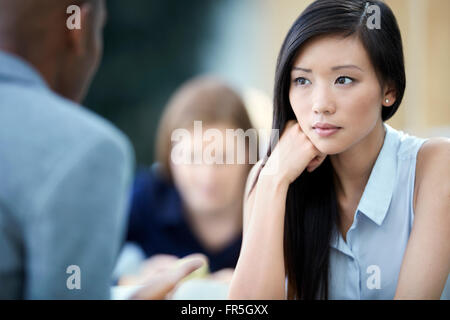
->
[[256, 0, 405, 299]]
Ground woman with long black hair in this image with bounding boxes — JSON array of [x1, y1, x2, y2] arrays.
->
[[229, 0, 450, 300]]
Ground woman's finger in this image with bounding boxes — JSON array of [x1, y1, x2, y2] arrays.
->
[[307, 154, 327, 172]]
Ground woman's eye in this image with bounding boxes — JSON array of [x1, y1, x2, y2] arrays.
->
[[335, 76, 354, 85], [294, 77, 311, 86]]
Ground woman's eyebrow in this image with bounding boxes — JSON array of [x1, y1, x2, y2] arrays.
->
[[331, 65, 363, 71], [292, 67, 312, 73], [292, 65, 364, 72]]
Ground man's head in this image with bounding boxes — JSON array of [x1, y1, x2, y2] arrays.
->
[[0, 0, 107, 102]]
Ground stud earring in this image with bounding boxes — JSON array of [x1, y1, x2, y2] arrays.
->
[[385, 99, 389, 104]]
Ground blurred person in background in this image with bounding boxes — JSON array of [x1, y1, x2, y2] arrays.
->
[[118, 76, 256, 287]]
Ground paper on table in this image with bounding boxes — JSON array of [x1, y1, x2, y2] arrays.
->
[[171, 279, 229, 300], [110, 285, 144, 300]]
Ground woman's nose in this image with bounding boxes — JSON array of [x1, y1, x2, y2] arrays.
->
[[312, 86, 336, 115], [312, 104, 335, 115]]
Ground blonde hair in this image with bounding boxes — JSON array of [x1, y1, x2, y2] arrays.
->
[[155, 75, 255, 181]]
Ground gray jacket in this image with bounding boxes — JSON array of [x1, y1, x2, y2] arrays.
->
[[0, 51, 134, 299]]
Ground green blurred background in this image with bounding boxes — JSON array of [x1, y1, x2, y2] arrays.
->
[[84, 0, 218, 166]]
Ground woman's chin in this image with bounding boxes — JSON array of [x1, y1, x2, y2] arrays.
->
[[311, 139, 346, 155]]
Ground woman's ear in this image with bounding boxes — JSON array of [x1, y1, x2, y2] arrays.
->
[[382, 81, 397, 107], [66, 2, 93, 57]]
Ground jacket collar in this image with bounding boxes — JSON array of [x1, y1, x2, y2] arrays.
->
[[0, 50, 48, 89]]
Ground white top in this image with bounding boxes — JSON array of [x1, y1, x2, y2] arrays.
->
[[328, 123, 449, 299]]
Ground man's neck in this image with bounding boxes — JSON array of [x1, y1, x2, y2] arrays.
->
[[1, 42, 58, 89]]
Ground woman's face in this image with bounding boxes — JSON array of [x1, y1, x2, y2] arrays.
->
[[289, 34, 395, 155], [170, 123, 249, 217]]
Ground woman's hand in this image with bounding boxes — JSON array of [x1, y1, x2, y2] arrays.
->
[[262, 120, 326, 185]]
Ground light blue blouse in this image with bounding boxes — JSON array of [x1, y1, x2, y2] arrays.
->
[[328, 123, 450, 299]]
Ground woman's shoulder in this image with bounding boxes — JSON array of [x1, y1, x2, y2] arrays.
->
[[132, 164, 177, 206], [387, 124, 428, 160], [128, 164, 183, 229], [413, 137, 450, 214], [134, 163, 172, 189], [415, 137, 450, 184]]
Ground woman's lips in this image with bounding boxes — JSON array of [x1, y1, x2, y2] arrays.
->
[[313, 126, 341, 137]]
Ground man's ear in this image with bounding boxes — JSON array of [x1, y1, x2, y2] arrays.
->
[[67, 2, 93, 57], [382, 81, 397, 107]]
